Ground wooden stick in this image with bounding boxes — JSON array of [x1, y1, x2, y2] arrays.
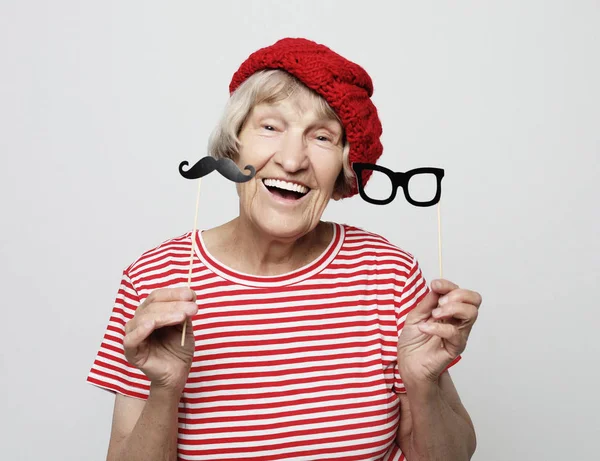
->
[[436, 200, 445, 346], [181, 178, 202, 346], [437, 200, 443, 279]]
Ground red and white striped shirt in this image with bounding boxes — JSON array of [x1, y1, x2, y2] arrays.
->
[[88, 223, 431, 460]]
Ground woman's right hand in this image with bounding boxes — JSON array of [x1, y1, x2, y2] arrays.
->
[[123, 287, 198, 393]]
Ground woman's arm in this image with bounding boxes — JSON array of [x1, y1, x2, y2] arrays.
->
[[396, 278, 482, 460], [106, 388, 181, 461], [104, 286, 199, 461], [396, 371, 476, 461]]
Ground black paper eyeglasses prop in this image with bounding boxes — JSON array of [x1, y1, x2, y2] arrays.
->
[[352, 163, 444, 207], [177, 155, 256, 345], [352, 162, 446, 278]]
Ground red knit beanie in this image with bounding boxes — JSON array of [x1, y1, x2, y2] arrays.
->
[[229, 37, 383, 198]]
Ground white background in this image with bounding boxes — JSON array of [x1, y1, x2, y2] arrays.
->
[[1, 1, 599, 459]]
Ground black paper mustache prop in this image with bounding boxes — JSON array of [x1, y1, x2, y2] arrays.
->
[[179, 156, 256, 182]]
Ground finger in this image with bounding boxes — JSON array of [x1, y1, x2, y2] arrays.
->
[[123, 319, 156, 350], [143, 300, 198, 318], [431, 302, 479, 325], [430, 279, 460, 296], [418, 321, 457, 338], [407, 290, 440, 322], [139, 308, 195, 331], [418, 322, 467, 353], [438, 289, 482, 308], [143, 287, 196, 305]]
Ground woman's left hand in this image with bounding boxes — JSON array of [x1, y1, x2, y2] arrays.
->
[[397, 279, 482, 386]]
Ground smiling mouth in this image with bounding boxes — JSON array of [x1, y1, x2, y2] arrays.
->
[[263, 178, 310, 200]]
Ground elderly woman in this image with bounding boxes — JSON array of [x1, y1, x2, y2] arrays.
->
[[88, 38, 481, 461]]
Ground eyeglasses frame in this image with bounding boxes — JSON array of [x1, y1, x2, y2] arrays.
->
[[352, 163, 445, 207]]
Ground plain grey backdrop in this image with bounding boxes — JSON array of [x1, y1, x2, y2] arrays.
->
[[1, 1, 599, 459]]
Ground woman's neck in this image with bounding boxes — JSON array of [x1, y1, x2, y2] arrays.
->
[[202, 219, 332, 276]]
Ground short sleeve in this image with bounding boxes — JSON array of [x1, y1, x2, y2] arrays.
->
[[87, 271, 151, 400], [393, 258, 461, 393]]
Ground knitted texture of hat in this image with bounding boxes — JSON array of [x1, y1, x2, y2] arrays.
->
[[229, 37, 383, 198]]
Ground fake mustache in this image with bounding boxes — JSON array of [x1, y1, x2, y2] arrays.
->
[[179, 156, 256, 182]]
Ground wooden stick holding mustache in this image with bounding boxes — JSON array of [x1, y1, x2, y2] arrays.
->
[[178, 156, 256, 346], [182, 178, 202, 346]]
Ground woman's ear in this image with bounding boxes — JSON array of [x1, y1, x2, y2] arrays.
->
[[331, 176, 344, 201], [332, 170, 351, 201]]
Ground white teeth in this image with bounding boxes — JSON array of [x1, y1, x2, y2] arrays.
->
[[263, 179, 309, 194]]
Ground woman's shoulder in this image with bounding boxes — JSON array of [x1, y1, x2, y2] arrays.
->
[[123, 231, 194, 278], [337, 222, 418, 265]]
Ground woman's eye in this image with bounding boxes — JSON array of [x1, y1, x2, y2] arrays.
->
[[316, 135, 331, 142], [263, 125, 275, 131]]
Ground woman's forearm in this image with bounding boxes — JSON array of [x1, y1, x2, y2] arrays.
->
[[403, 379, 476, 461], [110, 386, 181, 461]]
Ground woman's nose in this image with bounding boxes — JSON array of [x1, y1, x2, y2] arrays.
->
[[273, 133, 310, 172]]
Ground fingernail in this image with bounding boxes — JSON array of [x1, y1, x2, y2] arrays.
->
[[432, 280, 441, 290], [432, 307, 442, 317], [420, 322, 432, 330], [438, 296, 448, 306]]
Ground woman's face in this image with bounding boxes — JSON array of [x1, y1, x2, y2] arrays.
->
[[235, 95, 344, 242]]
